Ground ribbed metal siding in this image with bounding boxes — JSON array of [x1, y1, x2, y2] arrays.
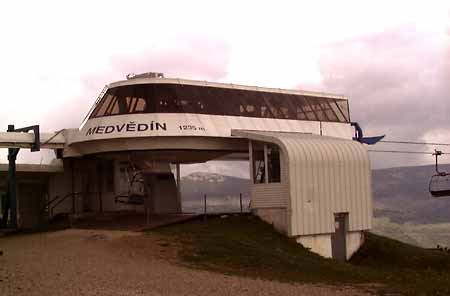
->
[[232, 130, 372, 237], [282, 135, 372, 236], [251, 184, 288, 208]]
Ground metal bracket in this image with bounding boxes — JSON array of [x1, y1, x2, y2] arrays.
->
[[10, 124, 40, 152], [351, 122, 385, 145], [433, 149, 446, 175]]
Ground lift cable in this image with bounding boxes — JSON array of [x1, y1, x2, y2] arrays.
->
[[379, 140, 450, 146], [368, 139, 450, 198], [368, 149, 449, 155]]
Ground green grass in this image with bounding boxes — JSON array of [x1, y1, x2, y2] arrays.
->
[[152, 215, 450, 295]]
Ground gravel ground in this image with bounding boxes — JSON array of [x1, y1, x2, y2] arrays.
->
[[0, 229, 371, 296]]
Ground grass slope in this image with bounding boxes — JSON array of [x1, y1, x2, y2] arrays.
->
[[153, 215, 450, 295], [372, 217, 450, 248]]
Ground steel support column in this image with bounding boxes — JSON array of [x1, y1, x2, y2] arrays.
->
[[176, 163, 181, 213], [2, 124, 40, 229], [7, 125, 19, 228]]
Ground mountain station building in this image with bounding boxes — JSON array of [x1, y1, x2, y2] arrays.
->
[[0, 72, 373, 260]]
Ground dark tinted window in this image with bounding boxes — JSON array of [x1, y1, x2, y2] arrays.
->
[[252, 141, 265, 184], [296, 96, 318, 120], [89, 84, 350, 123], [267, 144, 281, 183], [335, 99, 350, 122]]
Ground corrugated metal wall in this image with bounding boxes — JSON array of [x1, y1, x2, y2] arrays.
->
[[232, 130, 372, 237], [283, 135, 372, 236], [251, 184, 289, 208]]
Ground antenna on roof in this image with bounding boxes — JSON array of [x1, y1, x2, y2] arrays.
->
[[126, 72, 164, 80]]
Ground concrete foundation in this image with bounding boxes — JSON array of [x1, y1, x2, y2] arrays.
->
[[253, 207, 365, 260], [296, 230, 365, 260], [346, 231, 365, 260], [254, 208, 288, 234], [296, 234, 333, 258]]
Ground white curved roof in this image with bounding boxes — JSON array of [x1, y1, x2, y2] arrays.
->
[[232, 130, 372, 236]]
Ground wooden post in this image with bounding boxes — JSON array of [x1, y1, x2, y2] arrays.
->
[[240, 193, 243, 214], [71, 159, 75, 215], [249, 140, 254, 183], [146, 174, 155, 227], [203, 194, 207, 220], [264, 144, 269, 184], [176, 163, 181, 213], [97, 160, 103, 214]]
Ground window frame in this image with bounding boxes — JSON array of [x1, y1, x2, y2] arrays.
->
[[251, 141, 281, 185], [89, 83, 350, 123]]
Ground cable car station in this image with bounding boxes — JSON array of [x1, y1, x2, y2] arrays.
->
[[0, 72, 378, 260]]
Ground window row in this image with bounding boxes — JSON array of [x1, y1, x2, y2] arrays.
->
[[90, 84, 350, 123]]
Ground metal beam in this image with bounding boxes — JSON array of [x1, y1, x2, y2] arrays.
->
[[14, 125, 40, 151], [0, 132, 65, 149]]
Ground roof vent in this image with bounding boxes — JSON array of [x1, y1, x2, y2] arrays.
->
[[126, 72, 164, 80]]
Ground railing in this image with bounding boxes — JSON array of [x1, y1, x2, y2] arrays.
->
[[182, 193, 251, 215], [43, 192, 87, 218], [43, 192, 251, 219]]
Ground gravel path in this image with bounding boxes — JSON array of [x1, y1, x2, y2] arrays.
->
[[0, 229, 371, 295]]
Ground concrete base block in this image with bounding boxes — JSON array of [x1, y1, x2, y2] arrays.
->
[[254, 208, 288, 234], [346, 230, 365, 260], [296, 234, 332, 258], [296, 231, 365, 260]]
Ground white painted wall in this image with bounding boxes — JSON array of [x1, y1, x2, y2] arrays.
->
[[346, 231, 365, 260], [295, 230, 365, 260], [296, 234, 332, 258], [75, 113, 322, 144], [254, 208, 288, 234], [321, 122, 353, 139]]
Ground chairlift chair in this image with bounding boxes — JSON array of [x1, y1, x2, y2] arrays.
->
[[429, 150, 450, 198], [114, 163, 145, 205], [115, 194, 145, 205]]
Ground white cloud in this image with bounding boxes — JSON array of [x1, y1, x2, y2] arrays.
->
[[0, 0, 449, 168]]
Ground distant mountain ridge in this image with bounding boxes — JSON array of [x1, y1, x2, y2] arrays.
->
[[181, 164, 450, 247], [181, 173, 250, 201], [372, 164, 450, 224], [182, 164, 450, 224], [182, 172, 226, 183]]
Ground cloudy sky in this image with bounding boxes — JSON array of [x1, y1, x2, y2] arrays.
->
[[1, 0, 449, 174]]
